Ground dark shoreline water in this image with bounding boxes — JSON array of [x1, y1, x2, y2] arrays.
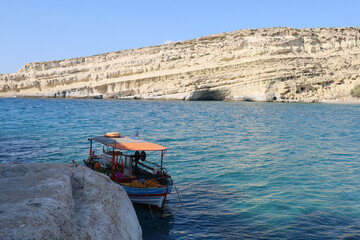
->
[[2, 96, 360, 104], [1, 98, 360, 239]]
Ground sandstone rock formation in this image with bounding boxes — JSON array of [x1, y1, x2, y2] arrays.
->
[[0, 163, 142, 240], [1, 27, 360, 102]]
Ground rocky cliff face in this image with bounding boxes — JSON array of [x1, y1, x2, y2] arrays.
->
[[1, 27, 360, 102], [0, 163, 142, 240]]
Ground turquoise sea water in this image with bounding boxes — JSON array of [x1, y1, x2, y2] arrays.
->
[[1, 98, 360, 239]]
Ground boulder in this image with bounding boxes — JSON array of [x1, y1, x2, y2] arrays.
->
[[0, 163, 142, 240]]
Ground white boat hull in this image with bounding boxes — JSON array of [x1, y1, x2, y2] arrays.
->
[[121, 185, 172, 208], [128, 195, 166, 208]]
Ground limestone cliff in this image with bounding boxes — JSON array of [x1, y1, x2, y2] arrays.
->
[[1, 27, 360, 102], [0, 163, 142, 240]]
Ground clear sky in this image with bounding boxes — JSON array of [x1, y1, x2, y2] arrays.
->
[[1, 0, 359, 73]]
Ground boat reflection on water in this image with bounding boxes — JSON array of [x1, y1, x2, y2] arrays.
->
[[134, 204, 175, 239]]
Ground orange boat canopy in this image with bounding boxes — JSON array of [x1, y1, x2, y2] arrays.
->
[[91, 135, 167, 151]]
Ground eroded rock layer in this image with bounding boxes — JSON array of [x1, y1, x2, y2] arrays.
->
[[1, 27, 360, 102]]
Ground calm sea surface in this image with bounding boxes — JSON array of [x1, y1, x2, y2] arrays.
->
[[1, 98, 360, 239]]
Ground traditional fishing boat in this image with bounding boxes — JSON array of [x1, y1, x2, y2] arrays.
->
[[84, 132, 173, 208]]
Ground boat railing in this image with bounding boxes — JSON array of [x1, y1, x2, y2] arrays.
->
[[117, 152, 162, 172], [118, 153, 133, 174], [92, 151, 124, 172], [140, 160, 162, 170], [92, 150, 164, 176], [137, 161, 155, 171], [93, 153, 112, 164]]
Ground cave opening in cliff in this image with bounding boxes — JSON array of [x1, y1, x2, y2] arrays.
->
[[190, 89, 227, 101]]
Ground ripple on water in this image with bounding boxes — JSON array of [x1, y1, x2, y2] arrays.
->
[[1, 99, 360, 239]]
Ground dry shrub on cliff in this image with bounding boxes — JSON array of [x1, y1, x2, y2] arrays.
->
[[350, 85, 360, 97]]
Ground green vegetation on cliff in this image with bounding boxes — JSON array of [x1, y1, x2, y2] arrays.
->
[[350, 85, 360, 97]]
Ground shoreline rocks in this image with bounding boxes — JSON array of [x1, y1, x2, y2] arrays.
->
[[0, 163, 142, 240]]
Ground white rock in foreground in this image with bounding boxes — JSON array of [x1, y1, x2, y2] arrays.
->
[[0, 163, 142, 240]]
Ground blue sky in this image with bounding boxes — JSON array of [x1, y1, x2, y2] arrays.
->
[[1, 0, 359, 73]]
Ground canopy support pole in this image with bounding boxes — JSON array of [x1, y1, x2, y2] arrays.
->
[[160, 150, 164, 170], [89, 139, 93, 157], [111, 147, 115, 180]]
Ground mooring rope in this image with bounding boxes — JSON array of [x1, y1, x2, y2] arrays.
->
[[144, 186, 163, 229], [173, 181, 184, 207]]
